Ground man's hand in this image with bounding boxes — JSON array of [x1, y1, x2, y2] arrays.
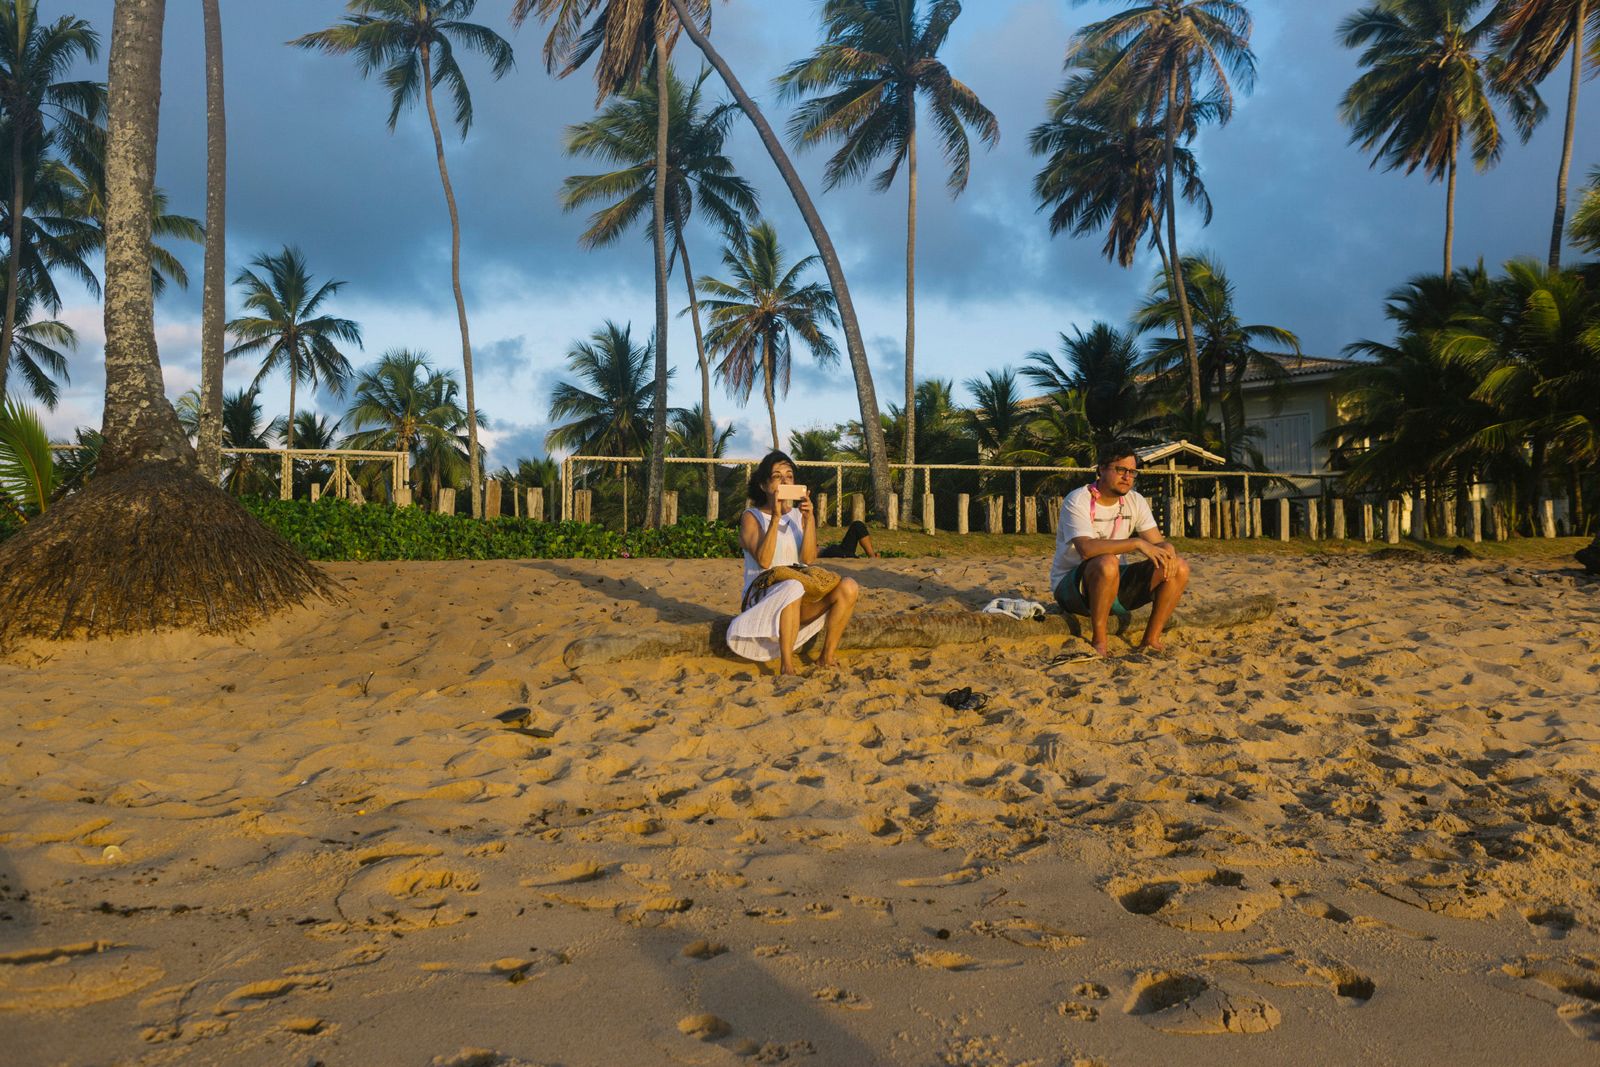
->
[[1137, 539, 1178, 575]]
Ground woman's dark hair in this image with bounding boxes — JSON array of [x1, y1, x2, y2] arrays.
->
[[1096, 439, 1139, 470], [747, 450, 796, 507]]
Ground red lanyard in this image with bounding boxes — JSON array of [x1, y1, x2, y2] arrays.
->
[[1088, 484, 1125, 538]]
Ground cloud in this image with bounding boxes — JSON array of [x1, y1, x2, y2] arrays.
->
[[39, 0, 1599, 459]]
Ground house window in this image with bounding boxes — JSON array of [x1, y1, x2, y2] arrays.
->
[[1248, 412, 1313, 473]]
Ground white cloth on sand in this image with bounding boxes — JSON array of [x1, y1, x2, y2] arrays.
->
[[725, 507, 829, 662], [981, 597, 1047, 620]]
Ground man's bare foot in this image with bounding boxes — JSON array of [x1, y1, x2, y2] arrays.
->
[[816, 654, 840, 669], [1090, 636, 1111, 657]]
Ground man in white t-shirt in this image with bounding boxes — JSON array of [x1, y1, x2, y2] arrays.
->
[[1049, 441, 1190, 656]]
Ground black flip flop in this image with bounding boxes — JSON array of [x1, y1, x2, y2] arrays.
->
[[942, 687, 990, 712]]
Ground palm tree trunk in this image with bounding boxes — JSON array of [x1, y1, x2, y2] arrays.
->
[[763, 331, 778, 450], [1444, 132, 1457, 278], [99, 0, 190, 472], [1, 123, 24, 401], [667, 0, 892, 518], [673, 222, 714, 502], [647, 40, 671, 528], [419, 43, 480, 518], [901, 97, 918, 522], [1548, 0, 1587, 271], [285, 371, 297, 454], [1164, 66, 1202, 422], [197, 0, 225, 482]]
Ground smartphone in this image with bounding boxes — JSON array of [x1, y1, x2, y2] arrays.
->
[[775, 483, 809, 502]]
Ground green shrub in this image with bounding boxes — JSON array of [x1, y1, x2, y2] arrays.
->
[[240, 497, 739, 561]]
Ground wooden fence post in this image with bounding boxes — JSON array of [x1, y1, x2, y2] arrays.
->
[[1276, 498, 1290, 541], [1491, 505, 1508, 542], [850, 493, 866, 523], [1361, 502, 1375, 542], [1410, 494, 1427, 540], [1250, 498, 1262, 539], [1386, 500, 1401, 544], [437, 487, 456, 515], [887, 492, 900, 531], [1306, 498, 1320, 540], [957, 493, 970, 535], [485, 479, 501, 519], [309, 482, 321, 503], [527, 487, 544, 521], [985, 495, 1004, 533], [1198, 501, 1211, 539], [1045, 496, 1063, 534], [1212, 485, 1226, 540], [1023, 497, 1038, 535], [1540, 498, 1556, 539], [574, 489, 592, 524], [923, 493, 936, 535], [1442, 493, 1457, 538], [814, 492, 827, 527], [1331, 499, 1347, 540], [1166, 496, 1182, 539]]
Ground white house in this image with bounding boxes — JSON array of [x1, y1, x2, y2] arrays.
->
[[1236, 355, 1363, 474]]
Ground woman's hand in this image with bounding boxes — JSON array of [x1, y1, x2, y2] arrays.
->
[[796, 492, 813, 524]]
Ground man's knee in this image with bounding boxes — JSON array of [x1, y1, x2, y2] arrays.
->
[[836, 577, 860, 603], [1171, 556, 1191, 582], [1084, 555, 1120, 583]]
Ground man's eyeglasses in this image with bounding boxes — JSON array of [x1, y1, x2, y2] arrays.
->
[[1106, 465, 1138, 479]]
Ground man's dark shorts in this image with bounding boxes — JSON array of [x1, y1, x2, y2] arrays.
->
[[1052, 558, 1157, 617]]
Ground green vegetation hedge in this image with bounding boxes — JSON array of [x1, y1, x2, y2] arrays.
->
[[239, 497, 740, 561]]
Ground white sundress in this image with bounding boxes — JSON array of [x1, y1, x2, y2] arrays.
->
[[725, 507, 830, 662]]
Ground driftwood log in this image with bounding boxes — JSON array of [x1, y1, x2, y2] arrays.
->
[[562, 595, 1277, 670]]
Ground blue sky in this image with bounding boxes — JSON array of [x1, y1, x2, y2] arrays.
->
[[36, 0, 1600, 467]]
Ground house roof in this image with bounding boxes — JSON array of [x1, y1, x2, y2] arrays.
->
[[1240, 354, 1364, 385], [1135, 439, 1227, 466]]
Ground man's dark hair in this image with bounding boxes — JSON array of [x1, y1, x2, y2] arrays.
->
[[1096, 440, 1139, 469], [747, 450, 796, 507]]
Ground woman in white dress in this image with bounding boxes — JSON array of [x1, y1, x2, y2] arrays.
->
[[726, 451, 861, 674]]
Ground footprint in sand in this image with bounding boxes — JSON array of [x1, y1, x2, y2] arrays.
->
[[1504, 956, 1600, 1040], [911, 947, 1017, 972], [1522, 906, 1576, 941], [813, 986, 872, 1010], [1108, 868, 1281, 932], [336, 857, 481, 930], [1122, 970, 1281, 1035], [968, 917, 1083, 950], [0, 940, 164, 1013], [212, 975, 329, 1016]]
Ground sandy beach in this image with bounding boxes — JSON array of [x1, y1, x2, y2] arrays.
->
[[3, 551, 1599, 1066]]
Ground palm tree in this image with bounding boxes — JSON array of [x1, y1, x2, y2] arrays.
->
[[1068, 0, 1257, 423], [1023, 324, 1148, 443], [0, 151, 99, 376], [343, 349, 479, 508], [1340, 0, 1544, 277], [0, 395, 53, 520], [0, 0, 327, 646], [219, 387, 286, 498], [1573, 166, 1600, 253], [225, 246, 362, 457], [0, 277, 72, 408], [1030, 44, 1212, 271], [668, 401, 733, 457], [1441, 259, 1600, 527], [963, 367, 1030, 463], [1134, 254, 1300, 461], [514, 0, 712, 528], [780, 0, 998, 517], [789, 426, 842, 462], [294, 1, 513, 519], [198, 0, 226, 481], [663, 0, 895, 518], [698, 221, 839, 449], [560, 62, 757, 501], [0, 0, 102, 401], [1493, 1, 1600, 269], [546, 321, 664, 459]]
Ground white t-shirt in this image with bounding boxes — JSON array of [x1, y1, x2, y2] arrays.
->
[[1048, 484, 1159, 590]]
